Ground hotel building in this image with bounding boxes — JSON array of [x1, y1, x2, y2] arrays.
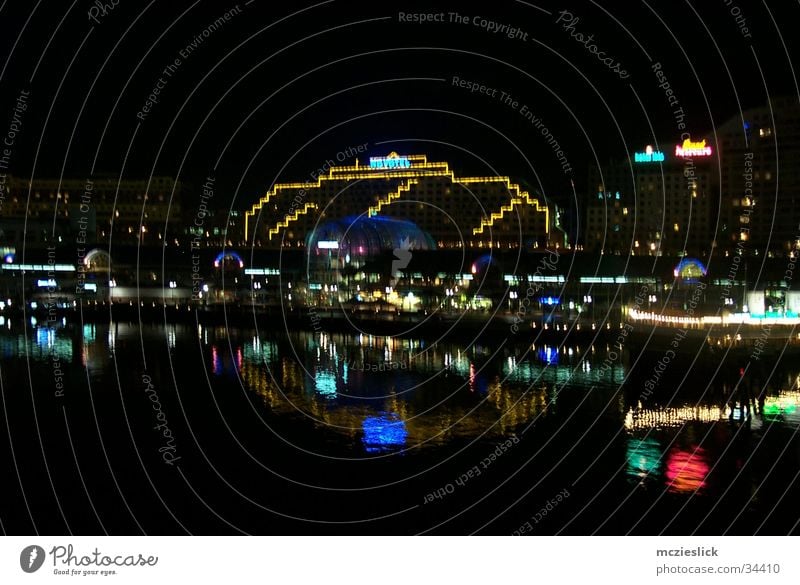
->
[[584, 98, 800, 258], [584, 141, 716, 256], [244, 152, 563, 250]]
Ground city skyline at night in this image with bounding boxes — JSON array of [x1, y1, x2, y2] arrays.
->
[[1, 3, 800, 573]]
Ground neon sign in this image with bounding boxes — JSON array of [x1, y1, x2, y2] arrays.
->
[[369, 152, 411, 169], [675, 138, 712, 158], [634, 145, 665, 163]]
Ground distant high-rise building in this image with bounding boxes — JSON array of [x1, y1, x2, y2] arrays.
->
[[717, 97, 800, 256], [0, 175, 183, 247]]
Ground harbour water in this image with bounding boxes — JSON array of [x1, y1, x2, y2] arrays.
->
[[1, 319, 798, 534]]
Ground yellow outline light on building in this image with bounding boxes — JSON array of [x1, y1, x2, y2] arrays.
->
[[243, 154, 550, 242]]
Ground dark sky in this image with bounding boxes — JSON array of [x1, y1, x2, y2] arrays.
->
[[0, 0, 797, 213]]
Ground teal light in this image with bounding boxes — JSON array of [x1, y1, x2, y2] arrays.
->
[[626, 436, 662, 480], [314, 371, 337, 398]]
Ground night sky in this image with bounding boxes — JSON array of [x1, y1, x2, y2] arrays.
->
[[0, 0, 797, 212]]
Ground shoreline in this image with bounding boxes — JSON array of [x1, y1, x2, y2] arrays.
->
[[11, 304, 800, 356]]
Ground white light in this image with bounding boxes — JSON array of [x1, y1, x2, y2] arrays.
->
[[317, 241, 339, 249]]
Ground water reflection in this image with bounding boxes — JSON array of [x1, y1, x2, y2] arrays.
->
[[0, 324, 73, 362], [234, 332, 593, 450], [665, 447, 709, 493], [314, 370, 337, 399], [227, 330, 800, 463], [624, 405, 726, 431], [626, 436, 662, 484], [362, 413, 408, 453], [761, 391, 800, 424], [8, 322, 800, 498]]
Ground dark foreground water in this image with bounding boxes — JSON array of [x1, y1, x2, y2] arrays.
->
[[1, 319, 799, 534]]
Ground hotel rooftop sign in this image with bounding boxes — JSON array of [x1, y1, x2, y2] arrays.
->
[[634, 145, 665, 163], [675, 138, 712, 158], [369, 152, 412, 169]]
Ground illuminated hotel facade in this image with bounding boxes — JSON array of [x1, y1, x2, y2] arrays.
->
[[585, 98, 800, 258], [244, 152, 562, 249], [584, 140, 716, 256]]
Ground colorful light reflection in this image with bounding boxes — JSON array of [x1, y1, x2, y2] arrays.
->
[[538, 346, 559, 365], [626, 436, 662, 481], [362, 413, 408, 453], [665, 447, 709, 493], [762, 392, 800, 422], [314, 371, 337, 398], [211, 346, 223, 375]]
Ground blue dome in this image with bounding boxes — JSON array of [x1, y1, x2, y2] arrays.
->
[[307, 215, 436, 257]]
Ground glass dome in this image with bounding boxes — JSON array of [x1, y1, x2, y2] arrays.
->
[[307, 215, 436, 258]]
